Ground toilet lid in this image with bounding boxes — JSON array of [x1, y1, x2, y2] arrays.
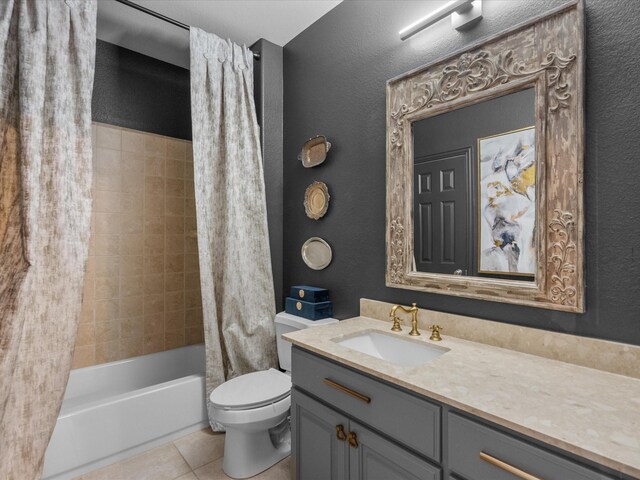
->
[[210, 368, 291, 410]]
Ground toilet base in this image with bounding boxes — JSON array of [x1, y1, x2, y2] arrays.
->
[[222, 423, 290, 479]]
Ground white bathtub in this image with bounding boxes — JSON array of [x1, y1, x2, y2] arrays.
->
[[43, 345, 208, 480]]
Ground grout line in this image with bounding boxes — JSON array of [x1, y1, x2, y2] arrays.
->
[[171, 439, 193, 471], [168, 442, 194, 478]]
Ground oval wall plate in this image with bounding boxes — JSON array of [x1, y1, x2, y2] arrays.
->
[[304, 181, 330, 220], [301, 237, 332, 270], [298, 135, 332, 168]]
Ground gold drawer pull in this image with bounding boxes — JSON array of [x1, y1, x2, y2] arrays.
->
[[480, 452, 542, 480], [323, 378, 371, 404], [347, 431, 359, 448], [335, 424, 347, 441]]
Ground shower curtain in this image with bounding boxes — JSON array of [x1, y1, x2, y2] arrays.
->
[[0, 0, 96, 477], [190, 28, 277, 429]]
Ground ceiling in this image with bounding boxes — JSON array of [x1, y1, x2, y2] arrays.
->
[[96, 0, 342, 69]]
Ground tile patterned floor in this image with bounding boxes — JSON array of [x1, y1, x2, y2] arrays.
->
[[75, 428, 291, 480]]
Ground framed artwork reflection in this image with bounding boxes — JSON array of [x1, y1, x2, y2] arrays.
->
[[477, 126, 536, 277]]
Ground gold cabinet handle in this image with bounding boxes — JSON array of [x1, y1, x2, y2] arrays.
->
[[324, 378, 371, 404], [335, 424, 347, 441], [347, 431, 359, 448], [479, 452, 542, 480]]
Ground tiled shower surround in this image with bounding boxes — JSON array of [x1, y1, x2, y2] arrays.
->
[[72, 123, 204, 368]]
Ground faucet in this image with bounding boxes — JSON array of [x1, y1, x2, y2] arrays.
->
[[389, 303, 421, 336]]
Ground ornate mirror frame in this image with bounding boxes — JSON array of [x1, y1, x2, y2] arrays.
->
[[386, 0, 585, 312]]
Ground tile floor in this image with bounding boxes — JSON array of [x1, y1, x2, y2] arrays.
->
[[75, 428, 291, 480]]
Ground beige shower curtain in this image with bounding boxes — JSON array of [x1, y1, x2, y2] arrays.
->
[[190, 28, 277, 429], [0, 0, 97, 477]]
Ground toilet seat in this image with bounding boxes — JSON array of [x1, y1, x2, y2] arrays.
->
[[210, 368, 291, 411], [210, 394, 291, 428]]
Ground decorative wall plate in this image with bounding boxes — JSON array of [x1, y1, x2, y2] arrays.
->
[[298, 135, 332, 168], [304, 181, 330, 220], [301, 237, 332, 270]]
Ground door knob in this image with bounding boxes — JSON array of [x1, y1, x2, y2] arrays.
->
[[335, 424, 347, 441], [347, 431, 359, 448]]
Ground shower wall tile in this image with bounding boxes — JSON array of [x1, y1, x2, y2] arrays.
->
[[96, 124, 122, 150], [122, 131, 146, 153], [72, 123, 201, 369], [167, 139, 186, 160], [72, 345, 96, 369], [165, 331, 186, 350], [186, 326, 205, 346], [166, 159, 185, 179], [144, 334, 165, 354]]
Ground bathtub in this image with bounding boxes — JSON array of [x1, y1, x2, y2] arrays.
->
[[43, 345, 208, 480]]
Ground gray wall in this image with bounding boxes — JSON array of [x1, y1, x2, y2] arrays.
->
[[92, 39, 192, 140], [283, 0, 640, 345], [253, 39, 285, 311]]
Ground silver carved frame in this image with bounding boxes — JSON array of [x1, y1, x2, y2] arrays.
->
[[385, 0, 585, 312]]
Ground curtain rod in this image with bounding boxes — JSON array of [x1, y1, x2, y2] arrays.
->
[[113, 0, 261, 60]]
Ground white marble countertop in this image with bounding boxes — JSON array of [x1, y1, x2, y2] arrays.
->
[[284, 316, 640, 478]]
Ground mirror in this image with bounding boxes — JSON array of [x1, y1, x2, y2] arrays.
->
[[412, 88, 536, 281], [386, 0, 585, 312]]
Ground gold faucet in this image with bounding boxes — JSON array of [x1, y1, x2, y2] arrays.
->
[[389, 303, 421, 336]]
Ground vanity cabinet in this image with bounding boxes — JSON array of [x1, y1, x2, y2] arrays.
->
[[448, 413, 615, 480], [291, 389, 441, 480], [292, 346, 441, 461], [291, 388, 349, 480], [291, 346, 627, 480]]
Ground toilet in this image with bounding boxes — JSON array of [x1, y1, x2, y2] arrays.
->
[[209, 311, 338, 479]]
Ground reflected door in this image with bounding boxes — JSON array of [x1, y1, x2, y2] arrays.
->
[[413, 149, 472, 274]]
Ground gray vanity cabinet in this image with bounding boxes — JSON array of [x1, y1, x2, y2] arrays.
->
[[291, 388, 349, 480], [291, 388, 441, 480], [292, 347, 441, 462], [348, 421, 440, 480], [291, 347, 627, 480], [447, 413, 616, 480]]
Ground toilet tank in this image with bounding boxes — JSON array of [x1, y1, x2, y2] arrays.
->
[[275, 311, 338, 372]]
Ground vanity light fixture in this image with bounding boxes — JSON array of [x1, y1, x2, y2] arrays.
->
[[399, 0, 483, 40]]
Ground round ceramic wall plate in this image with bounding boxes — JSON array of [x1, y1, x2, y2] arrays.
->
[[301, 237, 332, 270], [304, 181, 330, 220], [297, 135, 332, 168]]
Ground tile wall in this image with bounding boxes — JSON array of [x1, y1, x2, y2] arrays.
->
[[72, 123, 204, 368]]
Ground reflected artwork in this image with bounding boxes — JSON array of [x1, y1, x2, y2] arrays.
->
[[478, 127, 536, 276]]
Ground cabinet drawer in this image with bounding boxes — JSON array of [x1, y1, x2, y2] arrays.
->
[[292, 347, 441, 462], [448, 413, 616, 480]]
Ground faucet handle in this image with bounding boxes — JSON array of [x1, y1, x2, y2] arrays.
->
[[428, 325, 443, 341], [389, 305, 404, 332]]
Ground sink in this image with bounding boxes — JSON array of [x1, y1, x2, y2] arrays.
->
[[333, 330, 449, 368]]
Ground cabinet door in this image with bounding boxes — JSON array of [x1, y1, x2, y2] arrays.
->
[[291, 388, 349, 480], [349, 421, 441, 480]]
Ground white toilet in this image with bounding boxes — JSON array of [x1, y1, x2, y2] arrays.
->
[[209, 311, 338, 479]]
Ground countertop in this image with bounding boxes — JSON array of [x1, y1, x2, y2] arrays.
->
[[284, 316, 640, 478]]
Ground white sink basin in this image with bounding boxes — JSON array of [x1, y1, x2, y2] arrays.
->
[[333, 330, 449, 368]]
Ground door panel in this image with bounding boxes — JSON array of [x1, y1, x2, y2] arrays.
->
[[291, 388, 349, 480], [349, 421, 441, 480], [414, 148, 472, 274]]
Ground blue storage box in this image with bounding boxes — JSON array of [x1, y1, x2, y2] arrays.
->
[[285, 297, 333, 320], [290, 285, 330, 303]]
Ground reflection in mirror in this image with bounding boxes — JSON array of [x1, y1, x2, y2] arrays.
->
[[412, 88, 535, 280]]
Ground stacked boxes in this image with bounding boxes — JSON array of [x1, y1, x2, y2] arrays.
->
[[285, 285, 332, 320]]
